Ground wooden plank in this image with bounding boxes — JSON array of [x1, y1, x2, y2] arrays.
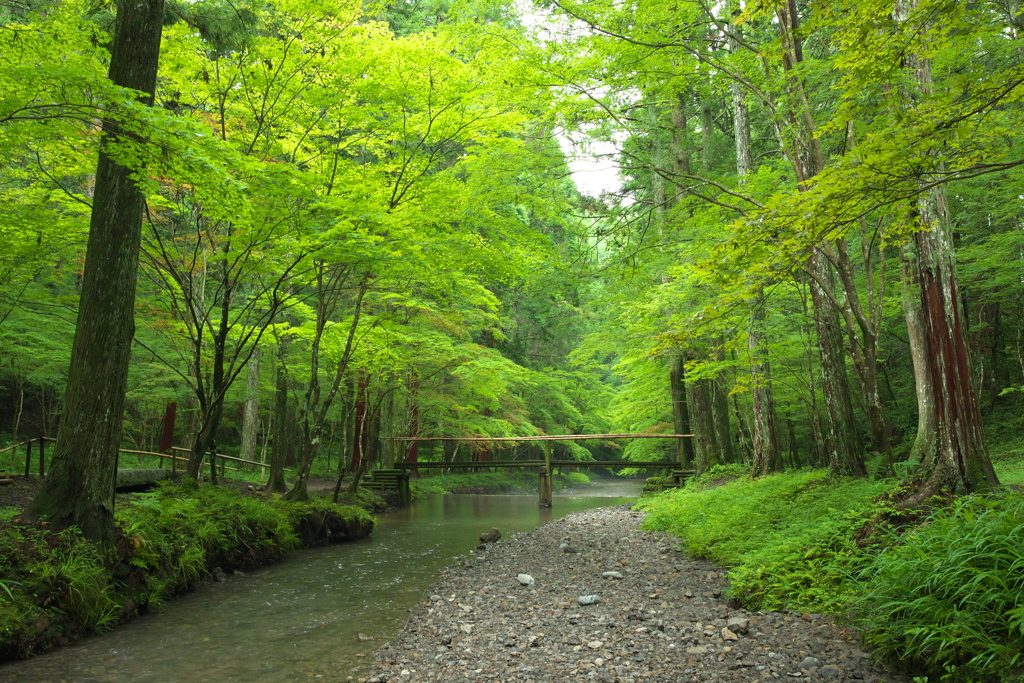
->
[[393, 460, 680, 469], [389, 433, 695, 442]]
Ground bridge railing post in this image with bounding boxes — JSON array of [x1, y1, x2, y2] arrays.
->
[[538, 442, 553, 507]]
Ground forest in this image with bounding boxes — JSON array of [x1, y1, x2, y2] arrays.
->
[[2, 0, 1024, 678]]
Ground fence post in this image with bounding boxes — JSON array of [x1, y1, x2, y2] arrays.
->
[[38, 435, 45, 477]]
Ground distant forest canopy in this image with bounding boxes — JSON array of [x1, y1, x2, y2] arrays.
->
[[2, 0, 1022, 502]]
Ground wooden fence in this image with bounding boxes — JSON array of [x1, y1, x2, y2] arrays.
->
[[1, 437, 288, 478]]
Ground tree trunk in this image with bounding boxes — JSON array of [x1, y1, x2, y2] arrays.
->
[[895, 0, 999, 499], [688, 373, 721, 476], [807, 249, 866, 477], [710, 338, 734, 463], [669, 355, 694, 467], [239, 346, 260, 462], [901, 194, 999, 497], [749, 293, 781, 476], [349, 371, 368, 473], [266, 346, 289, 492], [24, 0, 165, 546]]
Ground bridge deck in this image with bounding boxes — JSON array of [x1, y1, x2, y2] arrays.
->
[[394, 460, 682, 469]]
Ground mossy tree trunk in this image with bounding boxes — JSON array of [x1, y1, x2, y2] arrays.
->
[[23, 0, 165, 547], [895, 0, 999, 501]]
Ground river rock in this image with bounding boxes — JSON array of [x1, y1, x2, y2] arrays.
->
[[799, 656, 822, 671], [480, 528, 501, 543], [601, 571, 624, 579], [727, 616, 750, 634], [369, 507, 914, 683], [578, 594, 600, 605], [516, 573, 535, 586], [721, 626, 739, 640]]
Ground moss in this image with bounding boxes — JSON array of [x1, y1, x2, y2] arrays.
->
[[411, 470, 591, 495], [0, 484, 375, 662]]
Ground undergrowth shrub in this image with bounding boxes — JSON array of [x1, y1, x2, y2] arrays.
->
[[851, 492, 1024, 682], [0, 484, 374, 660], [413, 470, 591, 495], [637, 469, 895, 611]]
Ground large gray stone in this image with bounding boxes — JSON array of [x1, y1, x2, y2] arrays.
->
[[115, 468, 176, 489]]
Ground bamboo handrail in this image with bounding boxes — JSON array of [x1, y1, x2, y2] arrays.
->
[[170, 447, 290, 472], [389, 433, 695, 442], [0, 440, 33, 455]]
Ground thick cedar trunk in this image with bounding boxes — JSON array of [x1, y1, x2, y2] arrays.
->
[[239, 347, 260, 462], [24, 0, 165, 545], [895, 0, 998, 498], [669, 355, 694, 467], [349, 371, 368, 473], [902, 194, 999, 497], [266, 348, 289, 492], [688, 374, 721, 476]]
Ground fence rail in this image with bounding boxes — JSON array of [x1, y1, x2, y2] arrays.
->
[[3, 438, 288, 477]]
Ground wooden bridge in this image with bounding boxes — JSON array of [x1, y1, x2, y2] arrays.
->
[[370, 432, 694, 507]]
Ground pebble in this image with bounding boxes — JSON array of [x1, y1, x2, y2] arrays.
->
[[516, 573, 535, 586], [369, 506, 915, 683]]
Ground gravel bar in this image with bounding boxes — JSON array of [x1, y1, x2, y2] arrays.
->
[[368, 506, 912, 683]]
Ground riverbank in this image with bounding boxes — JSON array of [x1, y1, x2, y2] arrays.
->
[[369, 506, 910, 683], [412, 470, 591, 496], [0, 480, 375, 661]]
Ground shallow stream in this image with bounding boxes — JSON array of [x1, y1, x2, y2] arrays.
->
[[0, 479, 641, 682]]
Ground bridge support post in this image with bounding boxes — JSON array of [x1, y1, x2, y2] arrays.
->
[[538, 442, 553, 507]]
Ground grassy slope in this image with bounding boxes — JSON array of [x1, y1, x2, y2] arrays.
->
[[638, 465, 1024, 682]]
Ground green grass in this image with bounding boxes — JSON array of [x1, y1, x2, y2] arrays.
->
[[638, 467, 894, 612], [851, 493, 1024, 682], [411, 470, 590, 495], [637, 466, 1024, 681], [990, 442, 1024, 487]]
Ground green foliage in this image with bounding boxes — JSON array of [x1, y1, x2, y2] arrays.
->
[[412, 470, 590, 495], [638, 469, 895, 611], [0, 515, 121, 659], [0, 484, 374, 659], [851, 493, 1024, 682], [117, 484, 300, 602]]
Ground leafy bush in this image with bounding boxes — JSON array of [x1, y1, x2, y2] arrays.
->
[[638, 469, 895, 611], [851, 493, 1024, 681], [412, 470, 591, 495], [0, 484, 375, 660]]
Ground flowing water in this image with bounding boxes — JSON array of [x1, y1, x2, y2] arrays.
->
[[0, 479, 641, 683]]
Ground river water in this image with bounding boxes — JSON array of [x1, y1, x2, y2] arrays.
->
[[0, 480, 641, 683]]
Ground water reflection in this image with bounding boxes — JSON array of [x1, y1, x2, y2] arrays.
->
[[0, 480, 640, 683]]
